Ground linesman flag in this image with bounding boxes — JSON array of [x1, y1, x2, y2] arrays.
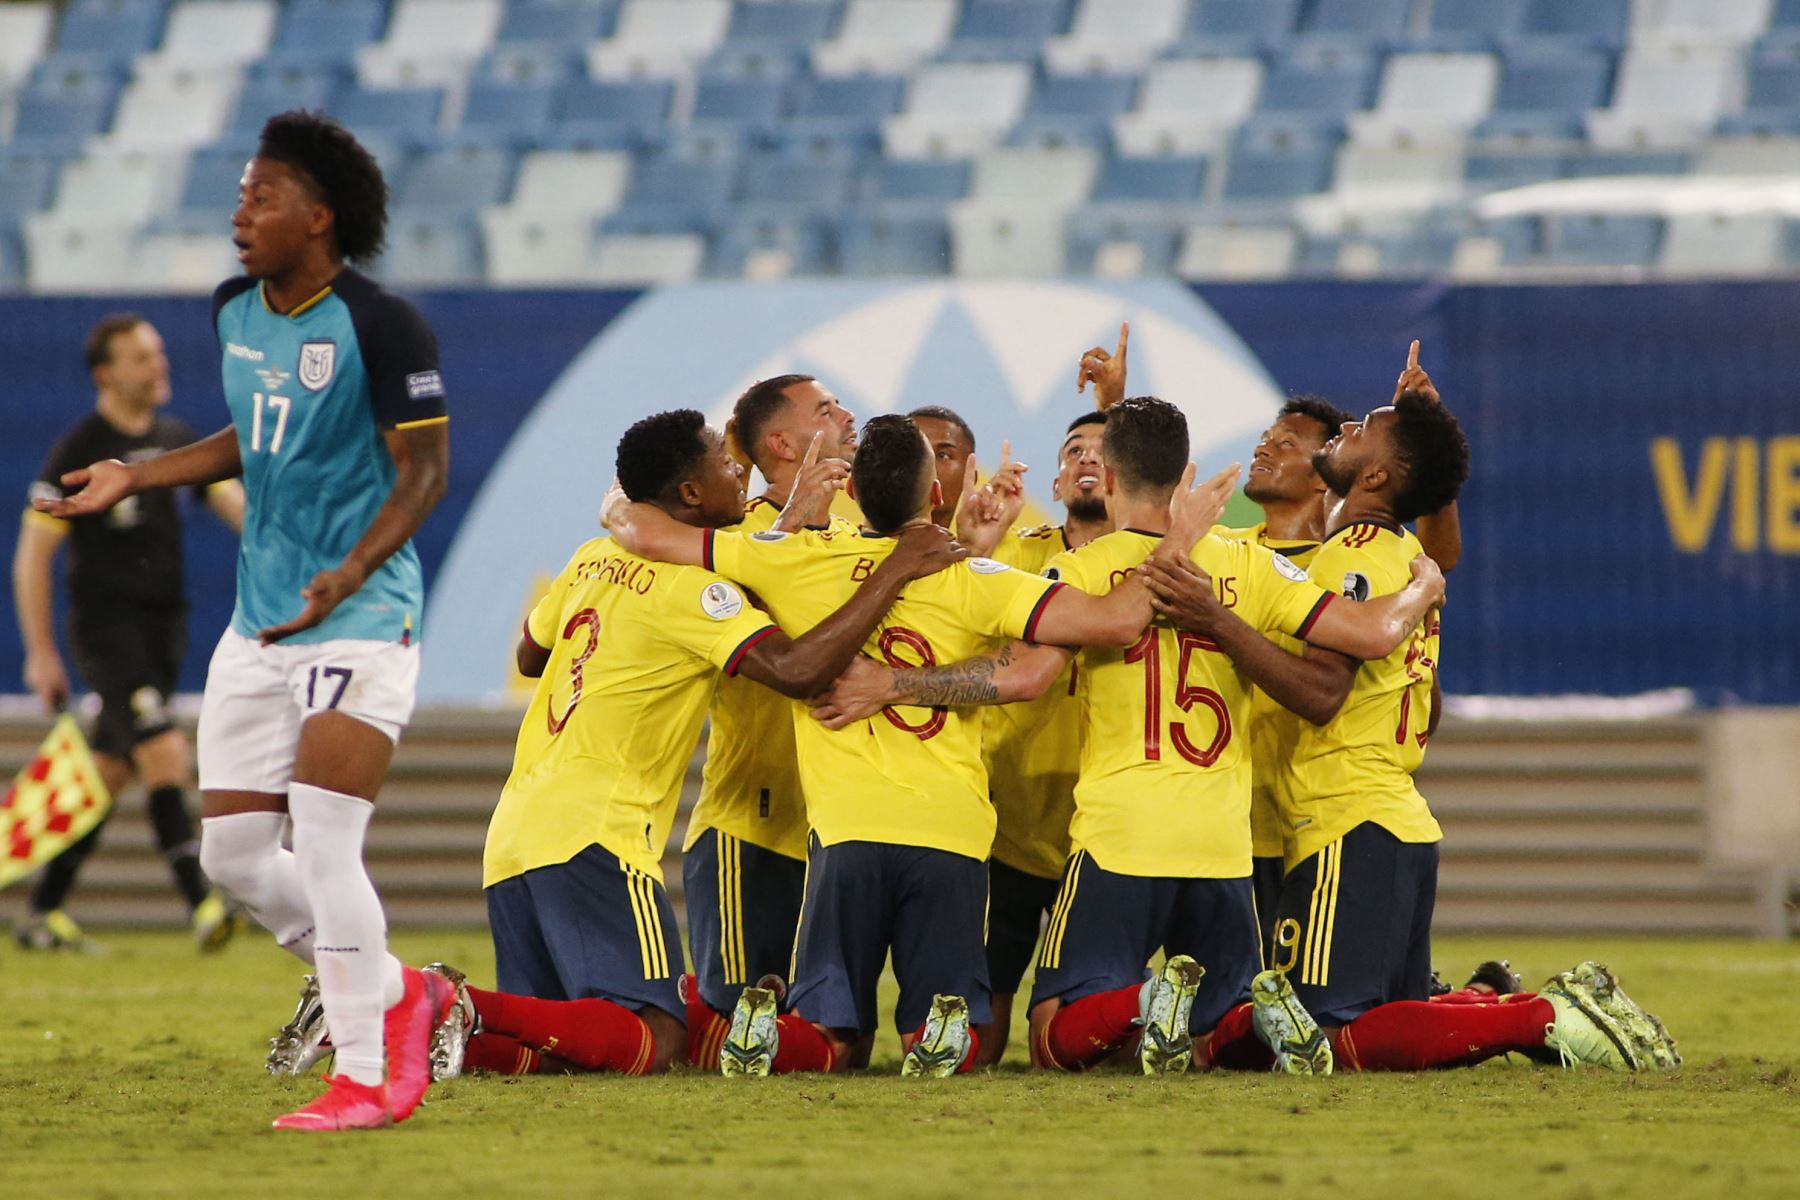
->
[[1, 714, 113, 890]]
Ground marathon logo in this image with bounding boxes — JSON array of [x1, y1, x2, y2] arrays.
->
[[226, 342, 264, 361], [406, 370, 445, 400]]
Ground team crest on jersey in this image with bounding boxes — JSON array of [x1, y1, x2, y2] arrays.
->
[[700, 581, 745, 620], [1343, 571, 1371, 602], [298, 340, 336, 391], [1271, 553, 1308, 583], [966, 557, 1010, 574]]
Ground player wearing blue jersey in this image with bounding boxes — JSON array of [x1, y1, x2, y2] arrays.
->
[[36, 112, 453, 1131]]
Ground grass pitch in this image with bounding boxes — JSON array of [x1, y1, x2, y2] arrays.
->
[[3, 931, 1796, 1199]]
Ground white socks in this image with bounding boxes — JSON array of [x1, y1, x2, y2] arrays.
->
[[288, 783, 405, 1086], [200, 795, 407, 1088]]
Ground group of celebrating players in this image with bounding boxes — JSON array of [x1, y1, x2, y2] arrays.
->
[[30, 110, 1678, 1134]]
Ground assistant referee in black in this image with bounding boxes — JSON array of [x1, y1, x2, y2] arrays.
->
[[11, 313, 246, 951]]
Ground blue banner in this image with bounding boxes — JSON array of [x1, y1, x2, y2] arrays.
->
[[2, 281, 1794, 704]]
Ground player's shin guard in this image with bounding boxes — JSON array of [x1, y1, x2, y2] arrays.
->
[[1035, 987, 1142, 1071], [465, 988, 659, 1075], [1332, 998, 1555, 1071], [288, 785, 405, 1088]]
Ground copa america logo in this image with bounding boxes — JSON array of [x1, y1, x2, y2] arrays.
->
[[423, 280, 1286, 702]]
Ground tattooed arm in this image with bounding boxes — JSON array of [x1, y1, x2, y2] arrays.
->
[[808, 641, 1072, 730]]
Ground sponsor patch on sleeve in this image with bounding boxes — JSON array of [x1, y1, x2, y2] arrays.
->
[[1343, 571, 1371, 602], [700, 581, 746, 620], [1271, 553, 1309, 583], [405, 370, 445, 400]]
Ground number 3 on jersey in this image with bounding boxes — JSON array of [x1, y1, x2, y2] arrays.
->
[[547, 608, 600, 734], [1125, 627, 1231, 767]]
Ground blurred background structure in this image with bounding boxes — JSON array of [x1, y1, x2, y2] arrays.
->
[[1, 0, 1794, 938]]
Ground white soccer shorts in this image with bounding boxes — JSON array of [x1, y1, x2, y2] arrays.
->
[[197, 629, 420, 794]]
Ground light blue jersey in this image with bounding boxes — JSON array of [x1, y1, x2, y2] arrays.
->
[[212, 269, 447, 645]]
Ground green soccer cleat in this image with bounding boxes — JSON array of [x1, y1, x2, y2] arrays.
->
[[1541, 971, 1640, 1071], [422, 962, 479, 1081], [266, 973, 333, 1076], [192, 890, 249, 954], [14, 909, 103, 953], [901, 994, 971, 1078], [720, 986, 780, 1078], [1250, 969, 1334, 1075], [1569, 961, 1680, 1070], [1137, 955, 1205, 1075]]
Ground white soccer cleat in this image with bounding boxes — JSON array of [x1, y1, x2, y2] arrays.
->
[[1138, 955, 1205, 1075], [1541, 970, 1640, 1071], [720, 986, 780, 1078], [421, 962, 478, 1082], [1568, 961, 1680, 1070], [266, 973, 333, 1076], [901, 994, 972, 1078]]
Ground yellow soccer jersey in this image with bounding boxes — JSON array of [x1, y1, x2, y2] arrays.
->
[[985, 522, 1080, 879], [483, 537, 778, 889], [1215, 522, 1325, 860], [1280, 521, 1444, 871], [707, 526, 1061, 862], [688, 497, 856, 862], [1053, 529, 1335, 879]]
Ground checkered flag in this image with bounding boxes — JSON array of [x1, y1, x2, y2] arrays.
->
[[1, 714, 113, 890]]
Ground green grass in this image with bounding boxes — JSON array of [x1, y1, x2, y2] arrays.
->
[[3, 931, 1797, 1199]]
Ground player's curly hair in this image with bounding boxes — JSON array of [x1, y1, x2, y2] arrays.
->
[[1280, 394, 1353, 442], [851, 414, 932, 534], [256, 110, 389, 265], [728, 374, 815, 472], [617, 409, 711, 504], [908, 405, 976, 453], [1101, 396, 1188, 494], [1065, 410, 1107, 435], [1388, 390, 1470, 523]]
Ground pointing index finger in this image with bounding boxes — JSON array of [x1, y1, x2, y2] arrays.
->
[[1406, 339, 1420, 371], [1116, 320, 1129, 361], [800, 429, 823, 472]]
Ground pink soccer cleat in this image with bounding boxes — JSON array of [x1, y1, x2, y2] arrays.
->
[[272, 1074, 392, 1131], [385, 965, 456, 1122]]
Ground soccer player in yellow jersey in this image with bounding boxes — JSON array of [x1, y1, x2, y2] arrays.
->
[[971, 410, 1110, 1064], [470, 410, 962, 1078], [1143, 384, 1670, 1072], [810, 399, 1446, 1075], [608, 413, 1240, 1077]]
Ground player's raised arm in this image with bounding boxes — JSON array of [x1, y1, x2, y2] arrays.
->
[[32, 426, 242, 520], [1077, 321, 1129, 412], [953, 440, 1029, 557], [736, 522, 967, 699], [602, 481, 710, 566], [772, 431, 850, 533], [809, 639, 1073, 728], [1392, 341, 1462, 572]]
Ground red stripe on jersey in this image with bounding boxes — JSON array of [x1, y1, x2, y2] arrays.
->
[[701, 527, 716, 571], [724, 626, 777, 676], [1296, 592, 1334, 639], [1022, 582, 1067, 644], [521, 617, 548, 653]]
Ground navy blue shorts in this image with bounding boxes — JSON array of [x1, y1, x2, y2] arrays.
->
[[1252, 854, 1285, 969], [683, 827, 806, 1014], [1030, 850, 1260, 1036], [788, 838, 992, 1037], [986, 856, 1061, 995], [1271, 822, 1440, 1026], [485, 843, 686, 1023]]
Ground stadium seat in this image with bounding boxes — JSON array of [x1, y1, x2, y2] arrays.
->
[[152, 0, 277, 67], [495, 0, 617, 47], [379, 211, 486, 286], [939, 0, 1070, 63], [553, 77, 673, 147], [1463, 149, 1568, 190], [54, 0, 169, 59], [1297, 0, 1414, 44], [109, 62, 242, 150], [1349, 53, 1500, 145], [1415, 0, 1524, 52], [1331, 141, 1466, 210], [617, 150, 740, 222], [130, 210, 239, 290], [724, 1, 839, 45], [861, 158, 972, 206], [359, 0, 504, 88], [1008, 74, 1137, 150], [1635, 0, 1773, 49], [1174, 222, 1300, 278], [1659, 213, 1785, 276], [969, 147, 1099, 206], [177, 142, 255, 215], [1542, 213, 1664, 267], [1064, 210, 1180, 277], [1042, 0, 1183, 74], [0, 151, 64, 217], [708, 213, 832, 278], [1253, 52, 1379, 132], [394, 142, 519, 213], [52, 146, 185, 219], [1697, 135, 1800, 176], [1221, 127, 1339, 202], [739, 152, 856, 212], [690, 75, 788, 133], [948, 201, 1067, 276], [1586, 47, 1743, 149], [9, 57, 125, 153], [270, 0, 390, 62], [811, 0, 955, 77], [0, 220, 23, 290], [882, 62, 1032, 159], [833, 210, 949, 273], [1169, 0, 1302, 56], [23, 211, 142, 292], [1333, 224, 1461, 276], [228, 60, 348, 135], [504, 146, 633, 211], [1562, 149, 1691, 177], [1719, 54, 1800, 135], [0, 3, 56, 93], [703, 42, 808, 81], [587, 0, 732, 79], [784, 74, 905, 148], [334, 83, 445, 141], [480, 210, 603, 285], [461, 48, 570, 139], [1090, 154, 1208, 204], [1516, 0, 1629, 50], [589, 230, 707, 283], [1476, 48, 1615, 141], [1110, 57, 1263, 157]]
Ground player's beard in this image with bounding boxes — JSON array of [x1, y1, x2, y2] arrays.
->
[[1312, 447, 1356, 496], [1066, 495, 1107, 523]]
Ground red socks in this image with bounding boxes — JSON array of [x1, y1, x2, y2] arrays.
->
[[771, 1014, 838, 1073], [1036, 986, 1142, 1071], [468, 986, 658, 1075], [1198, 1002, 1274, 1072], [464, 1031, 544, 1075], [1334, 998, 1553, 1071], [682, 975, 733, 1068]]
